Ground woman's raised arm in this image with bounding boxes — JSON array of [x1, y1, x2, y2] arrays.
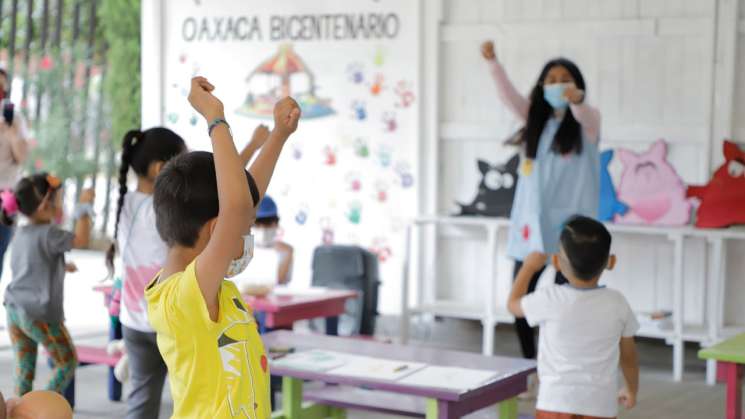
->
[[482, 41, 530, 122]]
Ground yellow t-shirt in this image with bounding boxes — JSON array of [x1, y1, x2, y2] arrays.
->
[[145, 260, 270, 418]]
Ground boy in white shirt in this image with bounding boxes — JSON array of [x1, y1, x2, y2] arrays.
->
[[254, 196, 293, 285], [235, 195, 293, 296], [507, 215, 639, 419]]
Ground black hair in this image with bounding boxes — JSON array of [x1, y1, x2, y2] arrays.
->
[[520, 57, 586, 159], [0, 68, 7, 81], [559, 215, 612, 281], [153, 151, 260, 247], [255, 216, 279, 226], [106, 127, 187, 273], [1, 173, 59, 225]]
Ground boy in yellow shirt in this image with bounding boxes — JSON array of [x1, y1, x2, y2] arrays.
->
[[145, 76, 300, 418]]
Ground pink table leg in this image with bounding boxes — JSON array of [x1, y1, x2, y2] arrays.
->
[[719, 362, 728, 384], [724, 362, 743, 419]]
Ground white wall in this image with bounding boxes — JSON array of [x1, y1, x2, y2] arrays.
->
[[140, 0, 745, 328], [427, 0, 745, 329]]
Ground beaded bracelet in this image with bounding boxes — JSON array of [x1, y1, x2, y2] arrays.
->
[[208, 118, 230, 136]]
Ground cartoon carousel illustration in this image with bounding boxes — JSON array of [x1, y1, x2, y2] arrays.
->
[[236, 44, 335, 119]]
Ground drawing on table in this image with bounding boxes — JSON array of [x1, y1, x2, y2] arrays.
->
[[270, 349, 350, 372], [327, 357, 426, 381], [397, 366, 498, 391]]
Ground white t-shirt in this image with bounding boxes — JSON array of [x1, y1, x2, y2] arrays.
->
[[117, 191, 167, 332], [522, 284, 639, 418], [230, 245, 292, 292]]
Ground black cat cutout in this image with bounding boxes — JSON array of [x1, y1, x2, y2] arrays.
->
[[457, 154, 520, 217]]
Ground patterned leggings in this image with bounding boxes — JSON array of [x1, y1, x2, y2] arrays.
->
[[6, 307, 77, 396]]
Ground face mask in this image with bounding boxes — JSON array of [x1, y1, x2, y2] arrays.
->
[[226, 234, 254, 278], [543, 83, 569, 110], [256, 227, 277, 247]]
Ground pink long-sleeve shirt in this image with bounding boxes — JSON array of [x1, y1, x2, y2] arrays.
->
[[488, 60, 601, 143]]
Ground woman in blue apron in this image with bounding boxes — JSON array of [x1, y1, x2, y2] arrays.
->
[[482, 41, 601, 359]]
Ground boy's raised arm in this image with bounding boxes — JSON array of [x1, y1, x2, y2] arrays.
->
[[507, 252, 546, 317], [249, 97, 300, 201], [189, 77, 252, 310], [240, 124, 270, 167]]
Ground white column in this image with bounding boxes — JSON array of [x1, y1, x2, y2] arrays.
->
[[705, 236, 724, 385], [671, 233, 685, 382], [417, 0, 443, 322], [420, 0, 442, 215], [482, 224, 498, 356], [400, 224, 413, 344], [141, 0, 165, 128]]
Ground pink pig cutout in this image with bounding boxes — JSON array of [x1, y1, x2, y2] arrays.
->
[[614, 139, 692, 226]]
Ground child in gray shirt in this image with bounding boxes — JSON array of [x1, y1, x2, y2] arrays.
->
[[2, 173, 92, 397]]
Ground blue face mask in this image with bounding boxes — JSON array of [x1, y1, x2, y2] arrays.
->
[[543, 83, 569, 110]]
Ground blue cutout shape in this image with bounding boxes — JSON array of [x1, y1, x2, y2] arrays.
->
[[598, 149, 629, 221]]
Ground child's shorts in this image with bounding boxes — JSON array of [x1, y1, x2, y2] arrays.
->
[[536, 410, 615, 419]]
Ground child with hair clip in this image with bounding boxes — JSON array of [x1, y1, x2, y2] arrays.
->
[[145, 76, 299, 417], [106, 123, 271, 419], [1, 174, 93, 397]]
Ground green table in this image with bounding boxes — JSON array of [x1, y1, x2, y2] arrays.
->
[[699, 333, 745, 419]]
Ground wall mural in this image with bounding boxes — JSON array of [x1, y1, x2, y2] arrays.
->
[[160, 0, 420, 312]]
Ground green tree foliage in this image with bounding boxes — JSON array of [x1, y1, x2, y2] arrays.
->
[[1, 0, 100, 179], [98, 0, 140, 147], [26, 49, 97, 178]]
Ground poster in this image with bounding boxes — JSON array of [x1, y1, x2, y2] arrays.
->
[[160, 0, 420, 313]]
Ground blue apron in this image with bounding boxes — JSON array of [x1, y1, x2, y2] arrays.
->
[[507, 117, 600, 260]]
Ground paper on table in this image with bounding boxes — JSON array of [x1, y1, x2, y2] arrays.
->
[[397, 366, 498, 391], [270, 349, 350, 372], [327, 357, 426, 381]]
